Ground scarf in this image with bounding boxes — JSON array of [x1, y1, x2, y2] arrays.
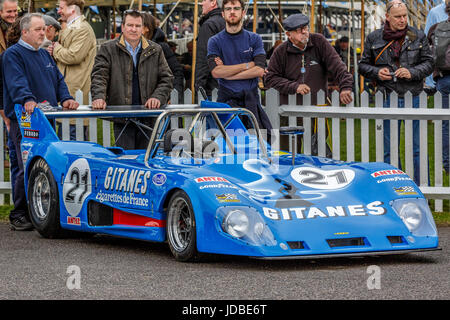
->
[[382, 21, 407, 59], [0, 18, 10, 36]]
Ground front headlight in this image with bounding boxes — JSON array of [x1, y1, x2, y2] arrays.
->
[[222, 209, 250, 238], [391, 198, 437, 236], [217, 206, 277, 246], [397, 202, 422, 231]]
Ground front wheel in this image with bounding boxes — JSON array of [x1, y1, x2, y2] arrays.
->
[[166, 190, 198, 262], [28, 158, 63, 238]]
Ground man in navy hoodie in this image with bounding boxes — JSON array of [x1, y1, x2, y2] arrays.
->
[[3, 13, 78, 231]]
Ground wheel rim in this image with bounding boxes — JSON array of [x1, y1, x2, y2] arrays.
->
[[32, 172, 51, 220], [168, 197, 193, 252]]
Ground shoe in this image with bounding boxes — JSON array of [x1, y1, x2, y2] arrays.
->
[[10, 216, 34, 231]]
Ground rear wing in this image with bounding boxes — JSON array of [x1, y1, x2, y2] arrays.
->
[[14, 102, 268, 160]]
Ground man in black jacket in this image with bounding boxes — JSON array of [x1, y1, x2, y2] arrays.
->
[[195, 0, 225, 99], [358, 0, 433, 184]]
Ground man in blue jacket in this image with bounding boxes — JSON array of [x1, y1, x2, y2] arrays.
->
[[3, 13, 78, 231]]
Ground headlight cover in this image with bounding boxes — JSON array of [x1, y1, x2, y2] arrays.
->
[[391, 198, 437, 236], [217, 206, 277, 246]]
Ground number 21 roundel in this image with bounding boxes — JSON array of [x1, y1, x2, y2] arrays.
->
[[291, 167, 355, 190], [63, 158, 92, 217]]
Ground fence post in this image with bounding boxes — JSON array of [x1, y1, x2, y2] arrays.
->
[[331, 90, 340, 160], [360, 91, 370, 162], [404, 92, 414, 180], [346, 92, 355, 162], [303, 93, 312, 155], [419, 91, 429, 186], [265, 88, 280, 152], [434, 91, 443, 212], [389, 92, 399, 168], [375, 91, 384, 162]]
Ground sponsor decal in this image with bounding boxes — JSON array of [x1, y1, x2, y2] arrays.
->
[[95, 166, 151, 208], [104, 167, 150, 194], [215, 193, 240, 203], [63, 158, 92, 217], [20, 112, 31, 127], [67, 216, 81, 226], [291, 167, 355, 190], [23, 129, 39, 139], [199, 183, 239, 190], [22, 150, 29, 164], [371, 169, 406, 178], [394, 186, 418, 195], [195, 177, 230, 183], [152, 173, 167, 186], [376, 176, 412, 184], [263, 201, 386, 220]]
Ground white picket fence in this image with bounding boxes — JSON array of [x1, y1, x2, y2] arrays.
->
[[1, 88, 449, 212]]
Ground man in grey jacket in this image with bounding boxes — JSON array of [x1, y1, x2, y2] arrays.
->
[[91, 10, 173, 149], [358, 0, 433, 184]]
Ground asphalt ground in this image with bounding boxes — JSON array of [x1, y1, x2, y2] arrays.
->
[[0, 222, 448, 302]]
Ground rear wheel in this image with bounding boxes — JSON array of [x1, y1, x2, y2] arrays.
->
[[28, 158, 63, 238], [166, 190, 198, 261]]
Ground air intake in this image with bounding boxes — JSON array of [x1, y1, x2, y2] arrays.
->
[[387, 236, 406, 245], [327, 237, 367, 248], [287, 241, 306, 250]]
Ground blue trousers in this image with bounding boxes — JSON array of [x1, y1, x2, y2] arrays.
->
[[7, 130, 18, 202], [436, 75, 450, 173], [383, 95, 421, 184]]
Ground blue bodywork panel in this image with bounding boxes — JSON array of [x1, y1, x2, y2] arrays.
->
[[17, 103, 440, 259]]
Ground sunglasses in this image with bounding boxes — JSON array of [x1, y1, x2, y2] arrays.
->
[[386, 1, 407, 12]]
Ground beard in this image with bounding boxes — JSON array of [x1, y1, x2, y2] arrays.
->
[[225, 15, 242, 27]]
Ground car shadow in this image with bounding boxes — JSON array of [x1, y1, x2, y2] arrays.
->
[[53, 232, 440, 270]]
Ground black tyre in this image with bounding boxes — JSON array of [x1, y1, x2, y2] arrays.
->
[[28, 158, 63, 238], [166, 190, 199, 262]]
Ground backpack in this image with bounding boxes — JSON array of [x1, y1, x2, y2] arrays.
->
[[432, 20, 450, 72]]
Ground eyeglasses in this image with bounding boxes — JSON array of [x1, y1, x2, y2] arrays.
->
[[292, 26, 309, 33], [223, 6, 242, 12], [386, 1, 407, 12]]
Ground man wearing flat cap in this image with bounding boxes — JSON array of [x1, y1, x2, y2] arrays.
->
[[264, 13, 353, 153], [265, 13, 353, 106], [40, 15, 60, 50]]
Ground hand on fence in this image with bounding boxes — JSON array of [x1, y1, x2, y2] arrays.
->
[[92, 99, 107, 110], [340, 90, 353, 105], [62, 99, 79, 110], [296, 84, 311, 95], [145, 98, 161, 109]]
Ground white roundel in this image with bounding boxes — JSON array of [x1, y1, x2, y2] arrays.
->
[[63, 158, 92, 217], [291, 167, 355, 190]]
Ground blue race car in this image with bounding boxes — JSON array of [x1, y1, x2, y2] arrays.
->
[[18, 102, 440, 261]]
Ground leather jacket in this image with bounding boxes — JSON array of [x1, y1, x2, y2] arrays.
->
[[358, 26, 433, 96]]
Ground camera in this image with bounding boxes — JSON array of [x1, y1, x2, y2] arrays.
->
[[389, 72, 397, 82]]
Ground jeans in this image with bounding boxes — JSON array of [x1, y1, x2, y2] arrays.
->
[[7, 130, 18, 202], [436, 75, 450, 173], [8, 120, 29, 221], [383, 95, 421, 184]]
